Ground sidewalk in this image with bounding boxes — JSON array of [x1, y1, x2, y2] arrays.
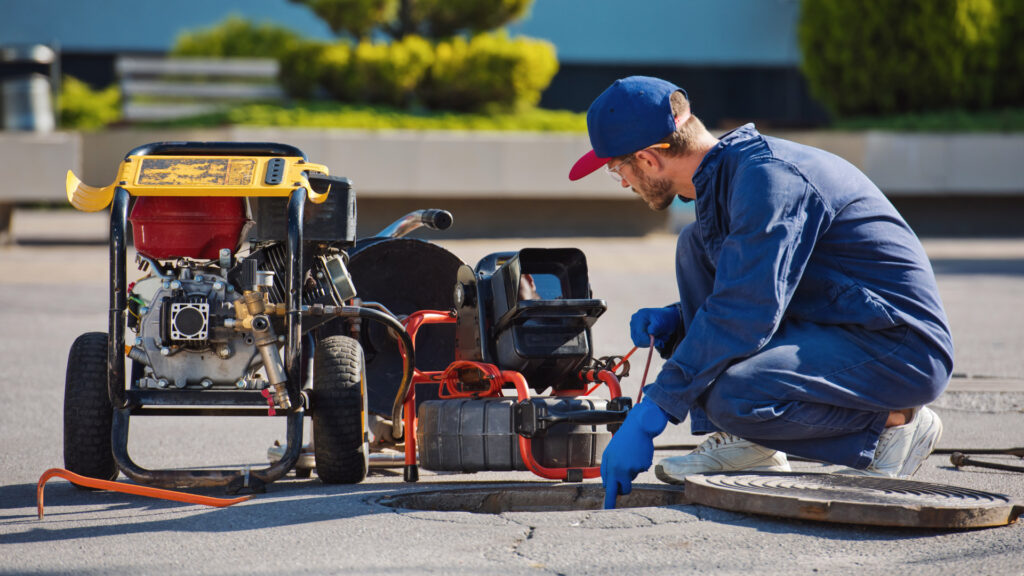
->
[[1, 208, 1021, 575]]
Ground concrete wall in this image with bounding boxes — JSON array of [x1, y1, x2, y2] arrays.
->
[[0, 131, 79, 202], [2, 128, 1023, 239]]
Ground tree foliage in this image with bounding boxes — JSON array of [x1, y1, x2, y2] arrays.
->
[[290, 0, 533, 40], [288, 0, 397, 40], [409, 0, 533, 38], [172, 15, 303, 58], [799, 0, 1001, 117]]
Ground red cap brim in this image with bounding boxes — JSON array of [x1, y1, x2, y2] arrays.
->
[[569, 149, 610, 181]]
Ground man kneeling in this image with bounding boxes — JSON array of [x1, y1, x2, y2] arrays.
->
[[567, 76, 953, 508]]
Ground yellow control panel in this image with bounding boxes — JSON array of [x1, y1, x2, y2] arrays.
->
[[67, 155, 331, 212]]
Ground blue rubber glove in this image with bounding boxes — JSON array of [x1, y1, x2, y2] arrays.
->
[[629, 306, 681, 350], [601, 400, 670, 509]]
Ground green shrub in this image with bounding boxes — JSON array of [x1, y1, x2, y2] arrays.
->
[[172, 15, 303, 59], [278, 40, 330, 99], [423, 31, 558, 112], [319, 43, 355, 101], [799, 0, 1000, 117], [58, 76, 120, 130], [348, 35, 434, 106]]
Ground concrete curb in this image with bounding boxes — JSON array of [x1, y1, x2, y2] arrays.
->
[[2, 128, 1023, 237]]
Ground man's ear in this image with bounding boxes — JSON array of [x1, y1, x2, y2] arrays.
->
[[634, 149, 663, 171]]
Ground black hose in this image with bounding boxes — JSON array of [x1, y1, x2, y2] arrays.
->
[[303, 305, 415, 441]]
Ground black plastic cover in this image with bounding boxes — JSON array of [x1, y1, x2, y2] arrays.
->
[[248, 175, 356, 244]]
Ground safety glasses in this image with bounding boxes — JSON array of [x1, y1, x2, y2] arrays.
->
[[604, 142, 670, 183]]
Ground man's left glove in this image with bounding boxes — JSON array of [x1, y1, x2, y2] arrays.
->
[[601, 400, 670, 509], [629, 306, 682, 356]]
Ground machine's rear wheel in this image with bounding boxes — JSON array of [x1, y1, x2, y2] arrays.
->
[[312, 335, 369, 484], [63, 332, 118, 485]]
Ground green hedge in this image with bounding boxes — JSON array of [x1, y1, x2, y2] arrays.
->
[[313, 38, 436, 105], [154, 101, 586, 132], [799, 0, 1000, 116], [279, 40, 331, 99], [348, 35, 434, 106], [421, 31, 558, 112]]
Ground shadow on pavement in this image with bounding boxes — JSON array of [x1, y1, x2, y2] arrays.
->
[[2, 476, 1002, 544]]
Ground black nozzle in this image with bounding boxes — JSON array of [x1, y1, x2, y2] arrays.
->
[[421, 209, 453, 231]]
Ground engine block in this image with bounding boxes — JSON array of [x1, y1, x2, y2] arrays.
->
[[129, 260, 260, 390]]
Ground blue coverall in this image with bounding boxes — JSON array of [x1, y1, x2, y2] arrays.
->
[[643, 125, 954, 469]]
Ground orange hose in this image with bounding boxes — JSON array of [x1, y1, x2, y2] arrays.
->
[[37, 468, 253, 519]]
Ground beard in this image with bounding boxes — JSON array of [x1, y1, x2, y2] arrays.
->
[[632, 169, 676, 211]]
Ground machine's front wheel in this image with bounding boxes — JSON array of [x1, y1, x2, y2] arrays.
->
[[312, 335, 369, 484], [63, 332, 118, 484]]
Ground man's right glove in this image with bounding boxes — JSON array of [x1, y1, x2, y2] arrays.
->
[[601, 400, 670, 509], [629, 305, 681, 351]]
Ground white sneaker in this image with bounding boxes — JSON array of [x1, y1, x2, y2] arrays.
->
[[654, 432, 791, 484], [836, 406, 942, 478]]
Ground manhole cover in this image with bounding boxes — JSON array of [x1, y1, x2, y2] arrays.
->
[[379, 484, 689, 514], [685, 472, 1022, 528]]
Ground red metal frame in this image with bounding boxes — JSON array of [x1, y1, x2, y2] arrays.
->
[[398, 310, 623, 481]]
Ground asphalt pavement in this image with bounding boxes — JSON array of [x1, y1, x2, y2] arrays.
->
[[0, 209, 1022, 575]]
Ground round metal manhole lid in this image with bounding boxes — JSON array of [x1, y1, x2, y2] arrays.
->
[[378, 484, 689, 514], [684, 472, 1022, 528]]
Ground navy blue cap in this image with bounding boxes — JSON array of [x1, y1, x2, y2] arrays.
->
[[569, 76, 687, 181]]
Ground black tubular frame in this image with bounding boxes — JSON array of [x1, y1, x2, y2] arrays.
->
[[106, 178, 307, 491]]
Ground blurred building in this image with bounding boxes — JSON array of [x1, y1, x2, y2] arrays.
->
[[0, 0, 828, 128]]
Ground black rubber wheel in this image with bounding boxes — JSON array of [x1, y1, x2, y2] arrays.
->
[[312, 335, 369, 484], [63, 332, 118, 484]]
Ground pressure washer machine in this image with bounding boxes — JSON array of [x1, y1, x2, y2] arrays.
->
[[62, 142, 416, 492], [398, 247, 633, 482]]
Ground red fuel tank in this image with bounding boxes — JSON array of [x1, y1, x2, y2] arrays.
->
[[130, 196, 248, 260]]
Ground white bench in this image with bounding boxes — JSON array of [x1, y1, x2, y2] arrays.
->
[[116, 56, 285, 122]]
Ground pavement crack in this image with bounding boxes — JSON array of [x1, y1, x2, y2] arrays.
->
[[628, 510, 659, 525], [508, 524, 563, 575]]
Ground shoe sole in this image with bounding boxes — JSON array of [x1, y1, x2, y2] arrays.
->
[[654, 463, 791, 485], [898, 408, 943, 477]]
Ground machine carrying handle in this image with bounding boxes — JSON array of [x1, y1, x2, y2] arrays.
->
[[125, 141, 307, 158]]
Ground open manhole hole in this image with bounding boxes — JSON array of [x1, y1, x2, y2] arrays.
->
[[379, 475, 1022, 528], [379, 484, 689, 514]]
